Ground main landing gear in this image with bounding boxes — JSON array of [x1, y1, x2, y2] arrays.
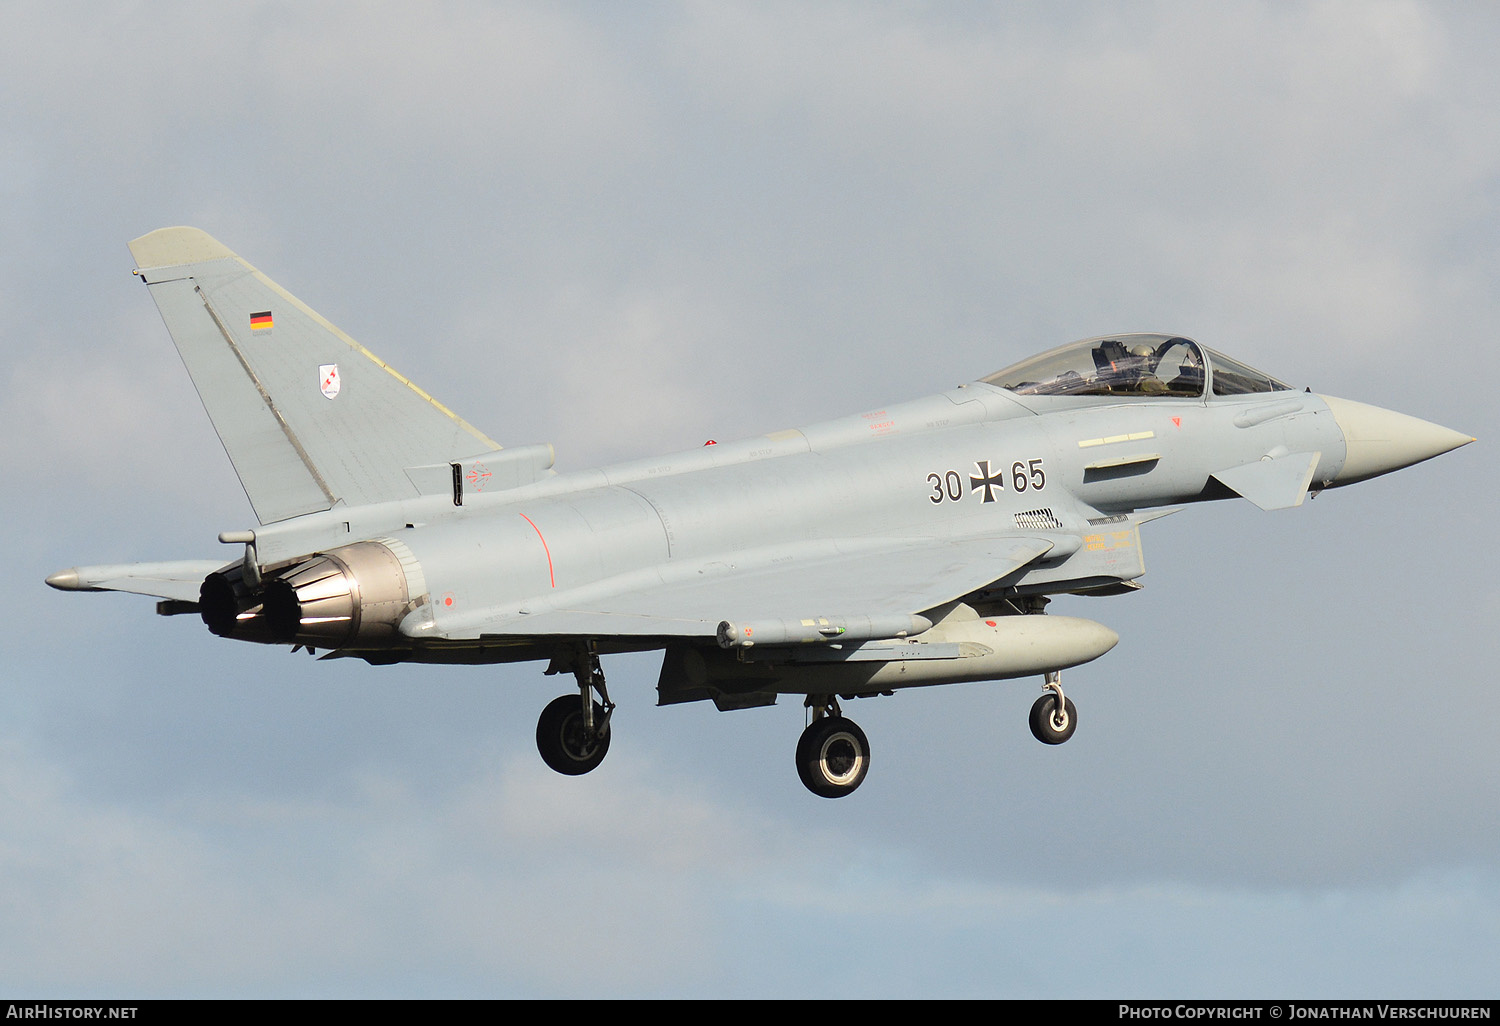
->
[[796, 696, 871, 799], [536, 645, 614, 776]]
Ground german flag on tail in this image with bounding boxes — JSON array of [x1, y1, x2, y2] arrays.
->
[[250, 310, 273, 331]]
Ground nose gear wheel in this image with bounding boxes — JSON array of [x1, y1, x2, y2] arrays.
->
[[1029, 670, 1078, 745]]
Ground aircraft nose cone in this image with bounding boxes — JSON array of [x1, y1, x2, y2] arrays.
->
[[1318, 395, 1473, 486]]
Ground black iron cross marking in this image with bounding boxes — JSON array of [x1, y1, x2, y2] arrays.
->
[[970, 460, 1005, 502]]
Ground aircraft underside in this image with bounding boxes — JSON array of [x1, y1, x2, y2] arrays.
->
[[503, 622, 1083, 799], [201, 573, 1107, 798], [182, 541, 1108, 797]]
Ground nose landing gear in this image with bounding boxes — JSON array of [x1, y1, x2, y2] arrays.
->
[[1028, 669, 1077, 745]]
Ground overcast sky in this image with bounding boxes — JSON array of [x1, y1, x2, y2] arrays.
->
[[2, 0, 1496, 998]]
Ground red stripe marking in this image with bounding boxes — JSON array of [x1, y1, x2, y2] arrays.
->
[[517, 512, 555, 588]]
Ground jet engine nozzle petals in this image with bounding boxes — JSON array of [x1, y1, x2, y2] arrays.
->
[[1319, 395, 1473, 486]]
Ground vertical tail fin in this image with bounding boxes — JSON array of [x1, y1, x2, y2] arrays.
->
[[128, 227, 502, 524]]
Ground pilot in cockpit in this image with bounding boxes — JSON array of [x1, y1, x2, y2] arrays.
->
[[1126, 343, 1168, 394], [984, 333, 1219, 399]]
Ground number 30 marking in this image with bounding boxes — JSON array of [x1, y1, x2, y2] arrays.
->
[[928, 470, 963, 503]]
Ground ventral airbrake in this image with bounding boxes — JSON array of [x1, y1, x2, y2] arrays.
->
[[48, 228, 1474, 797]]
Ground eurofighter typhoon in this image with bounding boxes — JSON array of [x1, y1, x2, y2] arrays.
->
[[47, 228, 1474, 797]]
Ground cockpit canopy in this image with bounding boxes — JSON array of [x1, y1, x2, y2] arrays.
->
[[982, 334, 1291, 399]]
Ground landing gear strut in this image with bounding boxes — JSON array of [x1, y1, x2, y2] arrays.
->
[[536, 644, 614, 776], [1028, 669, 1077, 745], [796, 696, 870, 798]]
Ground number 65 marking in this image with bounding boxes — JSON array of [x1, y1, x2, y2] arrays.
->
[[1013, 459, 1045, 492]]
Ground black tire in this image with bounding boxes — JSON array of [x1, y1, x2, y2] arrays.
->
[[795, 716, 870, 798], [536, 695, 611, 775], [1029, 693, 1078, 745]]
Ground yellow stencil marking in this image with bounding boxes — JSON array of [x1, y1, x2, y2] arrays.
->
[[1078, 431, 1155, 448]]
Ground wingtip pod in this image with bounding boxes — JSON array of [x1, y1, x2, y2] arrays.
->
[[128, 226, 237, 272], [43, 560, 229, 601], [45, 568, 83, 591]]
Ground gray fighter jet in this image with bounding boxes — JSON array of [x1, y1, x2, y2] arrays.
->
[[47, 228, 1474, 797]]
